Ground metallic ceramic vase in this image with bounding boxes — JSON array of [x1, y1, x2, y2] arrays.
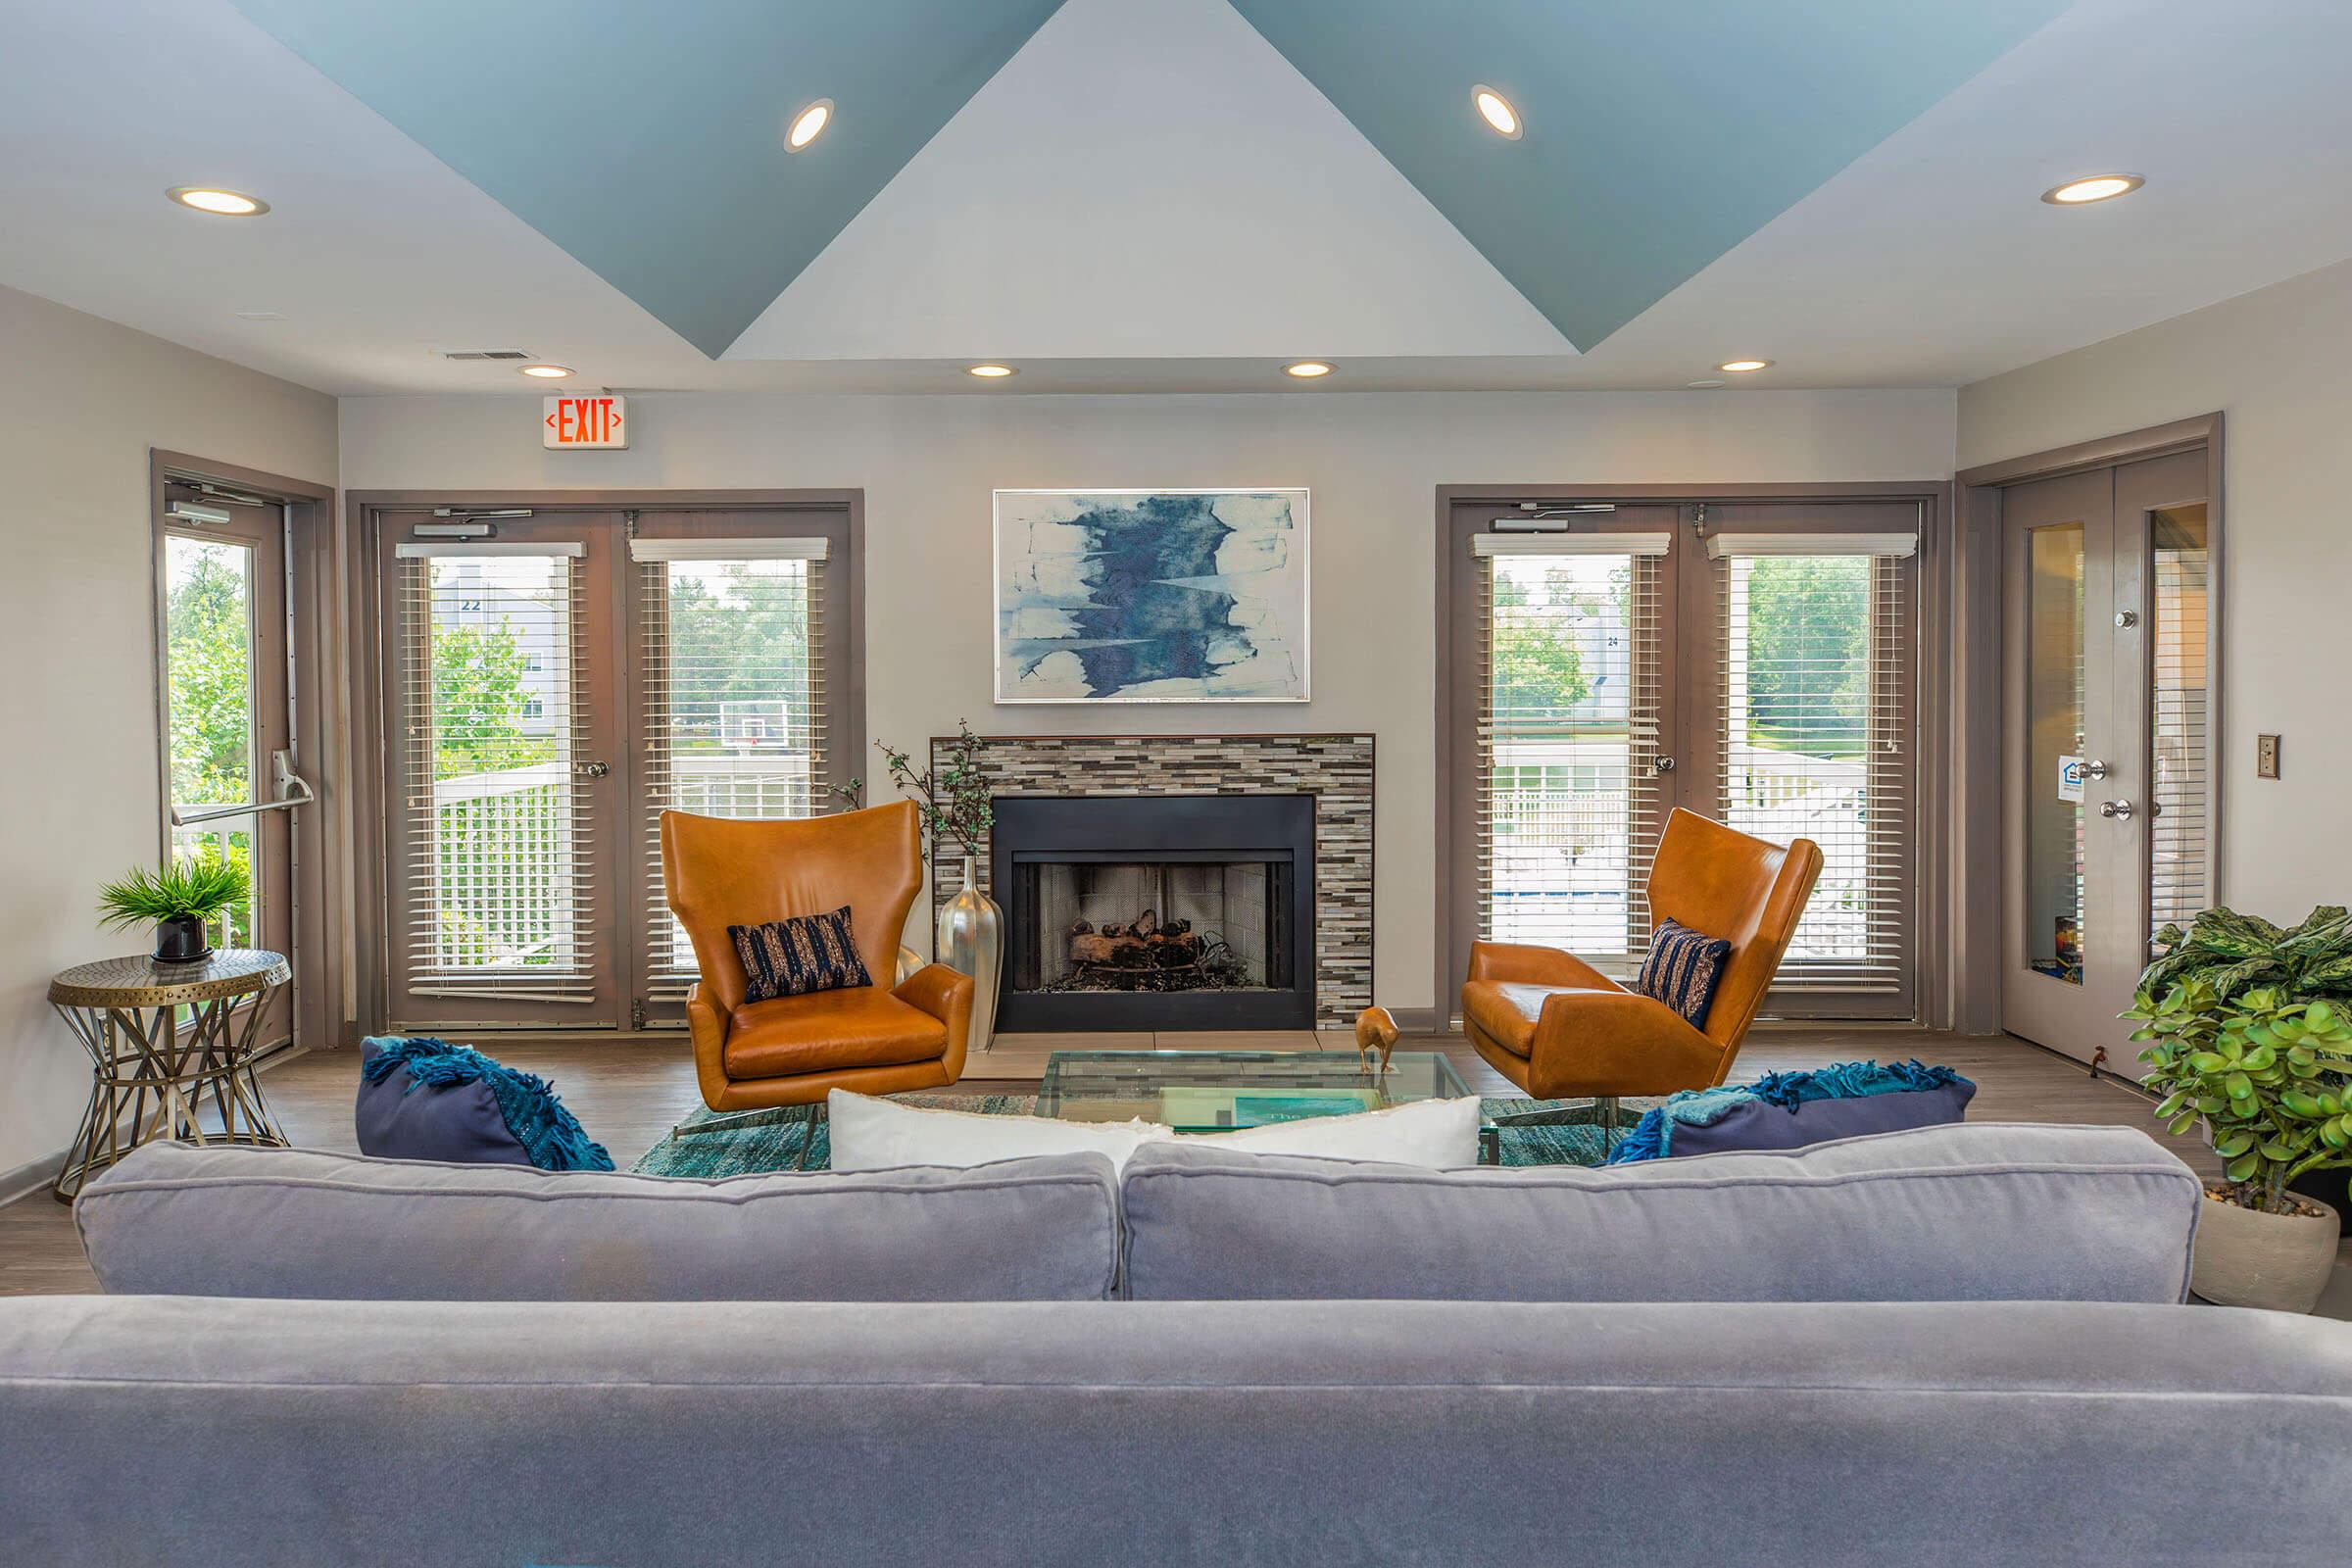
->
[[936, 854, 1002, 1053]]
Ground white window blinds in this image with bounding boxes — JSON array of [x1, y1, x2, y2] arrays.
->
[[396, 546, 597, 1002], [2148, 506, 2211, 945], [1712, 535, 1916, 990], [634, 540, 829, 997], [1475, 543, 1668, 974]]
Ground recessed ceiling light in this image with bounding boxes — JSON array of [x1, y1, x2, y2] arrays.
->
[[167, 186, 269, 217], [787, 99, 833, 151], [967, 364, 1017, 378], [1716, 359, 1773, 373], [1284, 361, 1333, 378], [518, 364, 573, 379], [1686, 378, 1727, 390], [1472, 85, 1522, 139], [2040, 172, 2144, 206]]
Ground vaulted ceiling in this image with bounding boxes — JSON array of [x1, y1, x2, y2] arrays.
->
[[1223, 0, 2070, 351], [226, 0, 1068, 357], [6, 0, 2352, 395], [225, 0, 2065, 358]]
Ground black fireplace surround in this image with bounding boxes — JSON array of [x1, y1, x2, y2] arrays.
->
[[993, 794, 1316, 1031]]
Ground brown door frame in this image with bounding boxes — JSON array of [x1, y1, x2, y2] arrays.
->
[[1956, 414, 2225, 1047], [1433, 480, 1952, 1033], [343, 488, 865, 1042], [149, 451, 340, 1056]]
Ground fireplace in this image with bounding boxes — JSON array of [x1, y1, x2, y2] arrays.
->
[[994, 795, 1316, 1031]]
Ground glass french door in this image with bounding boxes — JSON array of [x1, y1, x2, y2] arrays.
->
[[624, 510, 835, 1027], [160, 489, 294, 984], [1468, 514, 1679, 978], [2001, 451, 2214, 1068], [1451, 498, 1922, 1018], [379, 506, 844, 1034], [383, 518, 623, 1029], [1688, 504, 1920, 1016]]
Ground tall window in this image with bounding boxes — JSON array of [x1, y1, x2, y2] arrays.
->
[[1709, 530, 1917, 995], [1473, 532, 1670, 976], [164, 534, 258, 948], [635, 538, 829, 998], [2147, 504, 2210, 944]]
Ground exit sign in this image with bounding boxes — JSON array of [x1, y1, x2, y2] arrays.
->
[[543, 394, 627, 450]]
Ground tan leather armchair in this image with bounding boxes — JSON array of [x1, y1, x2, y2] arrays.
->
[[1462, 808, 1823, 1103], [661, 802, 973, 1115]]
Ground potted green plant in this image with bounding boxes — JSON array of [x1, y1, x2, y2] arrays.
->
[[2127, 906, 2352, 1311], [97, 854, 249, 964]]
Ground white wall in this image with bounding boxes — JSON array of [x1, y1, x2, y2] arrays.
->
[[1959, 257, 2352, 922], [341, 385, 1955, 1012], [0, 284, 338, 1183]]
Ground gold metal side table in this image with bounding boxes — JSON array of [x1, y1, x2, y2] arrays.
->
[[47, 950, 293, 1201]]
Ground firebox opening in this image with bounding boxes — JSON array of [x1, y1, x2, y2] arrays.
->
[[1016, 858, 1290, 996], [990, 793, 1317, 1031]]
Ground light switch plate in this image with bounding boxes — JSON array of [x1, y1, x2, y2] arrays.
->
[[2256, 733, 2281, 779]]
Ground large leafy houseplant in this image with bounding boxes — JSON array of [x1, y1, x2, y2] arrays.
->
[[2127, 906, 2352, 1215]]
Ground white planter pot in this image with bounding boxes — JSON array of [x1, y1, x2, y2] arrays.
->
[[2191, 1192, 2340, 1313]]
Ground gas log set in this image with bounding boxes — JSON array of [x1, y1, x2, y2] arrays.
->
[[1048, 908, 1256, 994]]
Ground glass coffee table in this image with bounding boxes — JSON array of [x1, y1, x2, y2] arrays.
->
[[1036, 1049, 1494, 1154]]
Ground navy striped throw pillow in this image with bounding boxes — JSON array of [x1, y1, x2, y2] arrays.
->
[[728, 906, 875, 1003], [1636, 918, 1734, 1027]]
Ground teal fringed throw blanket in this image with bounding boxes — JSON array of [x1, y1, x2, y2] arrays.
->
[[362, 1036, 614, 1171], [1607, 1059, 1969, 1163]]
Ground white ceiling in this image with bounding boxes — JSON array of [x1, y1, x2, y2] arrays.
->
[[727, 0, 1572, 362], [3, 0, 2349, 397]]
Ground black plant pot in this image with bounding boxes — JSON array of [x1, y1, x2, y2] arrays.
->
[[152, 914, 213, 964]]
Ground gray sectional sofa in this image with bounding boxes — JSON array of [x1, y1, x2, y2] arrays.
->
[[7, 1122, 2352, 1566]]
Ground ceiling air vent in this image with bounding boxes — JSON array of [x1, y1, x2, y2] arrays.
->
[[439, 349, 534, 361]]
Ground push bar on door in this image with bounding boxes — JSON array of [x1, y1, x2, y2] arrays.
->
[[170, 750, 317, 827]]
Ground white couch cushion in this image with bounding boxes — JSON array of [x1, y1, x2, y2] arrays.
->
[[827, 1090, 1482, 1174]]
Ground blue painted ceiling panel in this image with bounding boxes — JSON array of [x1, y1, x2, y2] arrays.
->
[[1225, 0, 2070, 349], [229, 0, 1068, 356]]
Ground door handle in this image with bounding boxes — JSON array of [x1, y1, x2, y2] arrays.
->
[[2081, 760, 2111, 779], [575, 760, 612, 779], [2099, 800, 2135, 820], [1652, 756, 1677, 774]]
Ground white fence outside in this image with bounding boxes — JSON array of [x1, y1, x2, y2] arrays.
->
[[427, 753, 814, 971], [1488, 738, 1871, 965]]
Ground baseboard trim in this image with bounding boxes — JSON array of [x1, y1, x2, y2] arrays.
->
[[0, 1149, 64, 1208], [1386, 1006, 1448, 1036]]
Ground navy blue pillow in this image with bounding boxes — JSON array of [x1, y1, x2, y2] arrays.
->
[[729, 906, 873, 1002], [1635, 918, 1733, 1026], [356, 1037, 612, 1170]]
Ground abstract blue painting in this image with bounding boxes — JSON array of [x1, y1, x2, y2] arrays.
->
[[994, 488, 1310, 703]]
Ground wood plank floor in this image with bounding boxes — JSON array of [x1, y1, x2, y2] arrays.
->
[[0, 1025, 2219, 1298]]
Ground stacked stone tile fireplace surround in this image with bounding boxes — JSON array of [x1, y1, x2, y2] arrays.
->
[[927, 735, 1373, 1030]]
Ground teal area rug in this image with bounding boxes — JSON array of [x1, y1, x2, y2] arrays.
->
[[631, 1094, 1659, 1176]]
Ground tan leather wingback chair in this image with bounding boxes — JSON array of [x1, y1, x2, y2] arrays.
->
[[661, 802, 973, 1113], [1462, 808, 1823, 1102]]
